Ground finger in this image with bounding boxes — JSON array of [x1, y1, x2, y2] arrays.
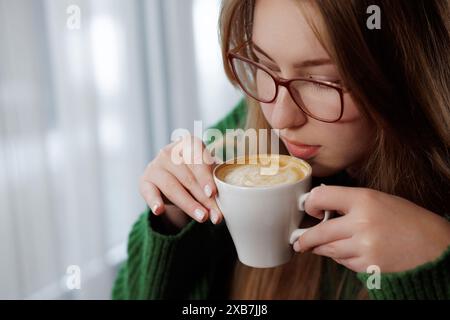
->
[[188, 162, 217, 199], [161, 159, 205, 202], [189, 161, 224, 225], [311, 238, 357, 260], [304, 185, 361, 218], [187, 155, 217, 199], [296, 216, 353, 252], [139, 179, 165, 215], [206, 199, 223, 225], [333, 257, 366, 273], [150, 170, 209, 223], [180, 135, 218, 198], [161, 158, 223, 224]]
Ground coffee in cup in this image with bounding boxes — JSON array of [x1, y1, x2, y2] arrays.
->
[[215, 154, 306, 187]]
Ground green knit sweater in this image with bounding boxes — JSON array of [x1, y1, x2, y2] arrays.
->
[[112, 99, 450, 300]]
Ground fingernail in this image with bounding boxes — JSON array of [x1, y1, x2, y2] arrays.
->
[[152, 202, 160, 215], [204, 184, 212, 198], [210, 209, 219, 224], [293, 241, 301, 252], [194, 208, 206, 222]]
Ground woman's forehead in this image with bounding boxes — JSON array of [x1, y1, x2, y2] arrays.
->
[[252, 0, 330, 65]]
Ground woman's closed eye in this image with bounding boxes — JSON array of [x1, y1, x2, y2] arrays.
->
[[306, 74, 342, 86], [307, 81, 338, 92], [252, 52, 342, 86]]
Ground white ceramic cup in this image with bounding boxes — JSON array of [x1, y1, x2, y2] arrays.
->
[[213, 154, 330, 268]]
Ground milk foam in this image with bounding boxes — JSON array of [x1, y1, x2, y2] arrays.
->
[[221, 159, 304, 187]]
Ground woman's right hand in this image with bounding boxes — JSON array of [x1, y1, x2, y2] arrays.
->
[[139, 134, 223, 228]]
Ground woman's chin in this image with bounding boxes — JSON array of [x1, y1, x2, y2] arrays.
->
[[310, 162, 342, 178]]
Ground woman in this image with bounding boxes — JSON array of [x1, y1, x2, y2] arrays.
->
[[113, 0, 450, 299]]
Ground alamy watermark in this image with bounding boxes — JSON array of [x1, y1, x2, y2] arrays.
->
[[367, 5, 381, 30], [66, 5, 81, 30], [169, 121, 282, 175], [65, 265, 81, 290], [366, 265, 381, 290]]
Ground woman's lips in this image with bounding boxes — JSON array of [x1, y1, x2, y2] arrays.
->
[[282, 138, 321, 160]]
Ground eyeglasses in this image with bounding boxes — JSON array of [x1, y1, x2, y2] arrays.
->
[[227, 41, 348, 123]]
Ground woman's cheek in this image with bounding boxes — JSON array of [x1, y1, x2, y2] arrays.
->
[[261, 103, 273, 121], [316, 125, 373, 175], [309, 141, 354, 176]]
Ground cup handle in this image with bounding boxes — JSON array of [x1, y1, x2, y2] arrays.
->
[[289, 184, 331, 245]]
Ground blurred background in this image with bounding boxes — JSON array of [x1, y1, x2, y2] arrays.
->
[[0, 0, 241, 299]]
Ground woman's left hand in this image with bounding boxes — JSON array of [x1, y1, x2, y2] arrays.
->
[[294, 185, 450, 273]]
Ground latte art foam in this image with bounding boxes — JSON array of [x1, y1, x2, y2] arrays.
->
[[217, 156, 306, 187]]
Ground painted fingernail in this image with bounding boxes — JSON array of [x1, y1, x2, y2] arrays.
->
[[204, 184, 212, 198], [152, 202, 160, 215], [293, 241, 301, 252], [210, 209, 219, 224], [194, 208, 206, 222]]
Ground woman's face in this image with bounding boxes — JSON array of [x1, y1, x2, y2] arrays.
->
[[252, 0, 374, 177]]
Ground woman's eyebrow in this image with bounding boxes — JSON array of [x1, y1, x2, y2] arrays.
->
[[251, 42, 332, 68]]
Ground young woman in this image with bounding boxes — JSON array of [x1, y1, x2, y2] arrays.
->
[[113, 0, 450, 299]]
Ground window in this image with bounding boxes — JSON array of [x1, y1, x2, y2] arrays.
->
[[0, 0, 241, 299]]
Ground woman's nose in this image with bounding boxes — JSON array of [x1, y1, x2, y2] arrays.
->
[[270, 87, 307, 129]]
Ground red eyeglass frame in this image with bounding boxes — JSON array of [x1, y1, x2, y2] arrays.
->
[[227, 41, 349, 123]]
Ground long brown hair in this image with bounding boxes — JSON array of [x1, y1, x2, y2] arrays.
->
[[218, 0, 450, 299]]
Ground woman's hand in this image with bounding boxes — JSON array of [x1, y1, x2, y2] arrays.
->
[[139, 134, 223, 229], [293, 185, 450, 273]]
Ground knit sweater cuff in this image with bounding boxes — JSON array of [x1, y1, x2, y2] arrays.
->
[[117, 208, 211, 299], [356, 245, 450, 299]]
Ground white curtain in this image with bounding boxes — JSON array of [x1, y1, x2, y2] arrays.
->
[[0, 0, 241, 299]]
